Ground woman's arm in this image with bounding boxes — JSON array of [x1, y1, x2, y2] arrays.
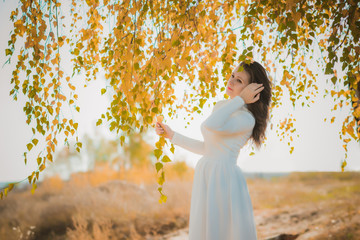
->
[[170, 131, 206, 155], [168, 101, 226, 155], [169, 99, 239, 154], [203, 96, 255, 136]]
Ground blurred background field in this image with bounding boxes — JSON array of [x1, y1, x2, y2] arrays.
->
[[0, 133, 359, 240], [1, 165, 359, 239]]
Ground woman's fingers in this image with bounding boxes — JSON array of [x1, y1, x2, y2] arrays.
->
[[156, 121, 167, 136], [254, 85, 264, 92]]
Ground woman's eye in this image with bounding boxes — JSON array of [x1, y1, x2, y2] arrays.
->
[[232, 75, 241, 83]]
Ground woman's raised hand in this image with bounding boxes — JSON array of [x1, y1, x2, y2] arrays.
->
[[155, 120, 174, 140], [238, 83, 264, 104]]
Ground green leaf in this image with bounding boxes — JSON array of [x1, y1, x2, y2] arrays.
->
[[155, 162, 163, 173], [5, 48, 12, 56], [151, 107, 159, 114], [96, 119, 102, 126], [157, 175, 164, 185], [145, 116, 152, 124], [172, 39, 180, 47], [331, 76, 337, 85], [28, 175, 32, 184], [101, 88, 106, 95], [154, 149, 162, 159], [161, 155, 171, 163], [325, 63, 333, 74]]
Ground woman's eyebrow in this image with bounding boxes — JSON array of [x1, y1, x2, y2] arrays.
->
[[233, 73, 244, 81]]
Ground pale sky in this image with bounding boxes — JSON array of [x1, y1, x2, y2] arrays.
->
[[1, 1, 359, 183]]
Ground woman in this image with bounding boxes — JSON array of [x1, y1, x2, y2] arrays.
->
[[155, 60, 272, 240]]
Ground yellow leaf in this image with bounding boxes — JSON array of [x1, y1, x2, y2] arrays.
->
[[47, 153, 53, 162], [46, 134, 52, 141], [157, 115, 164, 123], [290, 146, 294, 154], [27, 143, 33, 151], [32, 138, 39, 146], [159, 194, 167, 204], [330, 116, 335, 123], [39, 164, 45, 172], [31, 184, 37, 195]]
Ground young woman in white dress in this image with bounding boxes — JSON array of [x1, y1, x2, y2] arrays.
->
[[155, 61, 272, 240]]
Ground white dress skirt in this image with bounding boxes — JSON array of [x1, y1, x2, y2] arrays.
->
[[170, 95, 258, 240]]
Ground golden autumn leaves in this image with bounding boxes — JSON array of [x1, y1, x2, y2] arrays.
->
[[154, 115, 173, 204], [1, 0, 359, 201]]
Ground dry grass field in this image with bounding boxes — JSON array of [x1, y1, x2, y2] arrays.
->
[[0, 162, 359, 240]]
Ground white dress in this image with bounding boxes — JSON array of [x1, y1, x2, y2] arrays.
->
[[170, 95, 258, 240]]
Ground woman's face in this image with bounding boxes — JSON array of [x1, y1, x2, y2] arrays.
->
[[225, 65, 251, 99]]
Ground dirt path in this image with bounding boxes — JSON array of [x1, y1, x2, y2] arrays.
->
[[156, 172, 360, 240], [158, 199, 360, 240]]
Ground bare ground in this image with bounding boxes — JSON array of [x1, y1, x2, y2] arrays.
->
[[158, 171, 360, 240], [0, 169, 359, 240]]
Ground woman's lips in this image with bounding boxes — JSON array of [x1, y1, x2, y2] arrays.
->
[[228, 87, 232, 90]]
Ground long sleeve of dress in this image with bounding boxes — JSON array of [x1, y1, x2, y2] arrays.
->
[[202, 95, 256, 136], [168, 102, 223, 155], [170, 131, 206, 155]]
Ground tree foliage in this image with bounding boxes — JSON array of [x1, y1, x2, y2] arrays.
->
[[1, 0, 359, 201]]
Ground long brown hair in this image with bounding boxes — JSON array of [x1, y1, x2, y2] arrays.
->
[[237, 61, 272, 150]]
